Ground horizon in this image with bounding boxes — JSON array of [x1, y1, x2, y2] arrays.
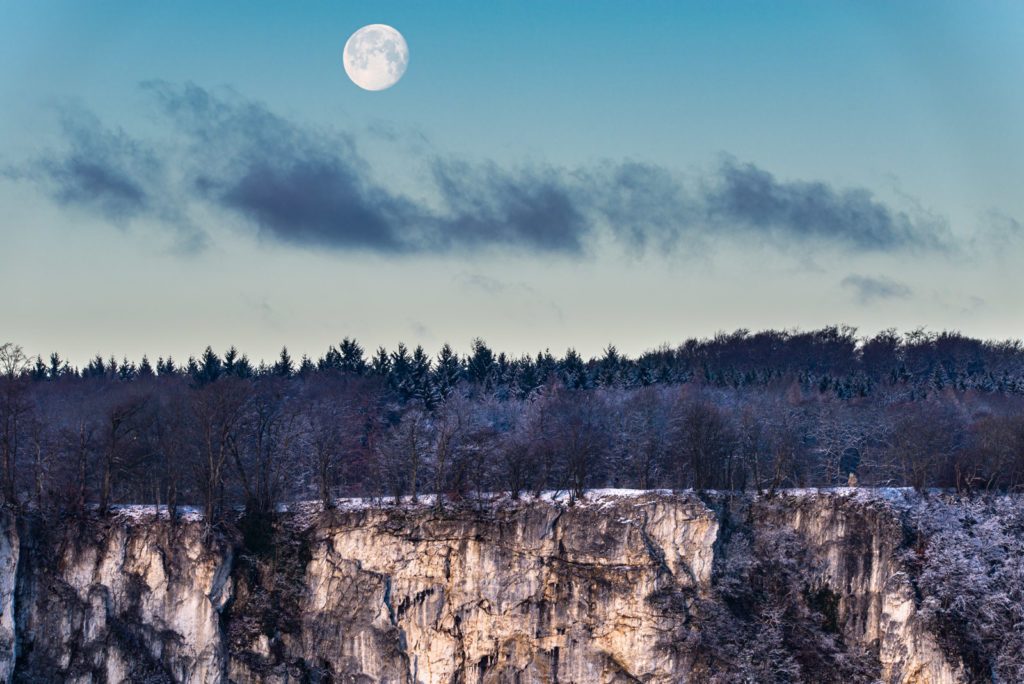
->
[[12, 324, 1023, 373]]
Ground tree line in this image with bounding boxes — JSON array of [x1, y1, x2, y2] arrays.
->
[[2, 327, 1024, 527]]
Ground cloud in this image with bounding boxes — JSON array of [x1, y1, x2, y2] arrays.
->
[[144, 81, 417, 253], [840, 274, 912, 304], [704, 159, 949, 251], [431, 159, 588, 254], [145, 82, 587, 255], [456, 273, 509, 294], [6, 102, 208, 252], [13, 82, 956, 259], [18, 107, 156, 223]]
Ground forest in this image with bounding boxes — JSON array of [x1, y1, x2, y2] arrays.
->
[[2, 326, 1024, 527]]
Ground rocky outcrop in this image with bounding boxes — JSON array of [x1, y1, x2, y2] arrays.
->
[[0, 510, 17, 684], [10, 515, 232, 683], [758, 492, 967, 684], [0, 491, 999, 683], [230, 495, 718, 683]]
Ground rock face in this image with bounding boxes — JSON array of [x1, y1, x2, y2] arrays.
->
[[10, 515, 232, 683], [0, 510, 17, 684], [0, 492, 992, 683], [232, 495, 718, 683], [756, 494, 966, 684]]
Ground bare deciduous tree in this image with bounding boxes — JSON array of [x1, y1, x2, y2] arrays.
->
[[191, 377, 252, 525], [0, 343, 32, 505]]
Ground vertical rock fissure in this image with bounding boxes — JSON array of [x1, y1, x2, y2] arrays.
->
[[382, 574, 417, 682], [638, 511, 674, 578]]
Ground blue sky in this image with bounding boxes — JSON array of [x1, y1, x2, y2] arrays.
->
[[2, 1, 1023, 365]]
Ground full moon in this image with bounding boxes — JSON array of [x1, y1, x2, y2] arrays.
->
[[343, 24, 409, 91]]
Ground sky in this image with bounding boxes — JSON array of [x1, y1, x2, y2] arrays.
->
[[2, 1, 1023, 366]]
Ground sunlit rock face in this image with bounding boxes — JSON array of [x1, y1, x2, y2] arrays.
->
[[256, 495, 720, 683], [0, 492, 990, 683], [8, 515, 232, 683]]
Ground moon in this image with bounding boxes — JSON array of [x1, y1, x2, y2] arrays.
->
[[343, 24, 409, 91]]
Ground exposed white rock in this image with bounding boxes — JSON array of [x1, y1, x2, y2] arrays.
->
[[0, 491, 1001, 682], [293, 492, 718, 683], [14, 517, 232, 682], [0, 509, 17, 684], [762, 492, 967, 684]]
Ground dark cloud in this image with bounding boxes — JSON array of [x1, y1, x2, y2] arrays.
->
[[840, 274, 912, 304], [144, 81, 416, 253], [21, 108, 156, 223], [431, 159, 588, 254], [6, 103, 207, 252], [583, 161, 699, 253], [704, 159, 948, 251], [146, 82, 591, 255], [14, 82, 955, 259]]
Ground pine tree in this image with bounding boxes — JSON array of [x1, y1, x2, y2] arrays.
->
[[409, 345, 434, 406], [339, 337, 366, 374], [197, 346, 222, 386], [467, 338, 496, 389], [390, 343, 413, 398], [433, 343, 463, 400], [535, 349, 558, 382], [371, 346, 391, 376], [84, 355, 105, 378], [273, 347, 294, 377], [234, 354, 254, 378], [515, 355, 541, 398], [137, 355, 155, 379], [117, 357, 136, 382], [48, 352, 64, 380], [560, 348, 589, 389], [597, 345, 621, 387], [318, 345, 341, 372], [30, 356, 47, 381], [161, 356, 178, 376], [223, 346, 240, 376]]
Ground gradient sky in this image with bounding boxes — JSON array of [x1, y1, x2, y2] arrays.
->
[[2, 1, 1023, 366]]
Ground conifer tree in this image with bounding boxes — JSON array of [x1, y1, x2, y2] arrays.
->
[[409, 345, 434, 406], [467, 338, 496, 389], [197, 346, 222, 386], [434, 343, 463, 400], [390, 343, 413, 399], [339, 337, 366, 374], [273, 347, 294, 377], [223, 346, 240, 376], [48, 352, 64, 380], [371, 346, 391, 377], [30, 356, 47, 381]]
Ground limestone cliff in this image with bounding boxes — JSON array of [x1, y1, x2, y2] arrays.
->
[[0, 491, 1012, 683]]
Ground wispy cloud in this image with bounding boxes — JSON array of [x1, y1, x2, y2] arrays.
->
[[11, 82, 956, 259], [705, 159, 949, 251], [840, 274, 912, 304], [18, 107, 156, 223], [6, 101, 207, 252]]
